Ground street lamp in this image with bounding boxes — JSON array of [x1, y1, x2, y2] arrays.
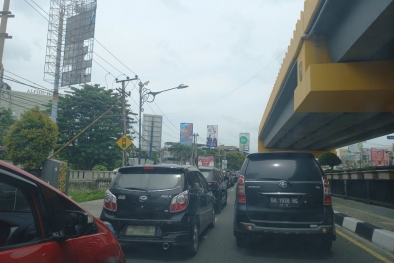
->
[[138, 82, 188, 164]]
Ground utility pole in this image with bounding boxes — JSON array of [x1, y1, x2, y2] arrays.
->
[[0, 0, 14, 87], [191, 133, 199, 166], [50, 9, 64, 123], [116, 76, 138, 166]]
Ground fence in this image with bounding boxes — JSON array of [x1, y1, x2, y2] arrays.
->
[[67, 170, 117, 191], [328, 170, 394, 208]]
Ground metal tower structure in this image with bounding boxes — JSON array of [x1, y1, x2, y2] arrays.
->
[[44, 0, 96, 122]]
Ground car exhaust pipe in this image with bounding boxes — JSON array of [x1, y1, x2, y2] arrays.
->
[[162, 243, 170, 250]]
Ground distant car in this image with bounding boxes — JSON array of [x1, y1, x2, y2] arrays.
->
[[233, 152, 336, 251], [100, 164, 215, 256], [199, 167, 228, 213], [0, 160, 125, 263]]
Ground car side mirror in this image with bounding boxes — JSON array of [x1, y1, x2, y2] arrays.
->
[[60, 211, 95, 238]]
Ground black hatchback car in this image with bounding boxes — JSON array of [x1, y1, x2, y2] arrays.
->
[[100, 164, 215, 256], [233, 152, 335, 251], [198, 167, 228, 213]]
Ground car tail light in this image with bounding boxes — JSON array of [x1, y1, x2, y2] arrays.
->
[[104, 190, 117, 211], [236, 175, 246, 203], [170, 190, 190, 213], [322, 176, 332, 205]]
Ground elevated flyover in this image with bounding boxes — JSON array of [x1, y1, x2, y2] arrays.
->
[[258, 0, 394, 157]]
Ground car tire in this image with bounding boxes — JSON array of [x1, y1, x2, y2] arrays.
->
[[208, 207, 215, 228], [236, 237, 251, 248], [215, 194, 222, 214], [321, 240, 332, 252], [185, 224, 199, 256]]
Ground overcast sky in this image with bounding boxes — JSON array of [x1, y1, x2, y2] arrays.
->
[[4, 0, 393, 153]]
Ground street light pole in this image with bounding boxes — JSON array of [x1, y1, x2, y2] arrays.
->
[[116, 76, 138, 166], [138, 83, 188, 165]]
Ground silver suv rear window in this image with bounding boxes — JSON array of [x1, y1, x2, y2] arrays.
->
[[245, 153, 323, 181]]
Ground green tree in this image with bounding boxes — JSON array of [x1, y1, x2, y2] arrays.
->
[[55, 84, 135, 170], [4, 106, 58, 170], [171, 143, 192, 164], [225, 151, 246, 171], [0, 107, 16, 159], [318, 152, 342, 169]]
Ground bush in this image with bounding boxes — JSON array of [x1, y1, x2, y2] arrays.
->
[[93, 164, 108, 171], [68, 189, 105, 203]]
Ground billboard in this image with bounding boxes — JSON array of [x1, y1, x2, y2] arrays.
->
[[180, 123, 193, 145], [198, 156, 214, 167], [239, 133, 250, 152], [141, 114, 163, 153], [61, 2, 96, 86], [206, 125, 218, 147]]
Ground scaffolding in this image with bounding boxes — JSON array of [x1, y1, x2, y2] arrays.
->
[[44, 0, 96, 87]]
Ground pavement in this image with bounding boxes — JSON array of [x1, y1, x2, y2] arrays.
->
[[79, 195, 394, 256], [332, 196, 394, 253]]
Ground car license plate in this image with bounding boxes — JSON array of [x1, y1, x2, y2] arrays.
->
[[269, 197, 299, 208], [125, 225, 156, 236]]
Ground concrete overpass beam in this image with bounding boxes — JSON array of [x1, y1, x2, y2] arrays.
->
[[294, 61, 394, 113]]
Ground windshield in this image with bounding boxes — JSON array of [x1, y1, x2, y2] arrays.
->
[[200, 170, 213, 181], [245, 154, 323, 181], [115, 168, 184, 191]]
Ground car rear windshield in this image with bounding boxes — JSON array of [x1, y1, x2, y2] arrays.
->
[[199, 169, 213, 180], [115, 167, 184, 191], [244, 153, 323, 181]]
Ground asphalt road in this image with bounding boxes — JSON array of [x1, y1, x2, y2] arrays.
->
[[80, 188, 394, 263]]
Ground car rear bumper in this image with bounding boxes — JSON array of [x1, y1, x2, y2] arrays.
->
[[100, 210, 195, 246], [234, 202, 336, 240], [236, 222, 335, 236]]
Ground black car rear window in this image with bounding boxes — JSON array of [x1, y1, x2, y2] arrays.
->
[[244, 153, 323, 181], [115, 167, 184, 191], [199, 169, 214, 181]]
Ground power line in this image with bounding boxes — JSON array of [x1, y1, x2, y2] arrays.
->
[[128, 94, 179, 140], [4, 70, 54, 92], [94, 38, 137, 76], [24, 0, 48, 20], [93, 51, 125, 76], [30, 0, 49, 16], [153, 101, 180, 132], [165, 49, 287, 115]]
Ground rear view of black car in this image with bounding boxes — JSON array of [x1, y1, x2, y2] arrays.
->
[[100, 165, 215, 256], [233, 152, 335, 251], [199, 167, 228, 213]]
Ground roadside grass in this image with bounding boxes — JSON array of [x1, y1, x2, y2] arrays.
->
[[68, 189, 105, 203]]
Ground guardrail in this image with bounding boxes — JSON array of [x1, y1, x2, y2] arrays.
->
[[67, 170, 117, 192], [69, 170, 116, 180], [327, 170, 394, 209]]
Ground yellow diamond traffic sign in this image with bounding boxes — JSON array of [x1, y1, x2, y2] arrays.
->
[[116, 135, 132, 151]]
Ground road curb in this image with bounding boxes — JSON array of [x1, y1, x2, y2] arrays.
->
[[334, 211, 394, 253]]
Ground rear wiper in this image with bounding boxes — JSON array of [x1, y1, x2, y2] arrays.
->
[[120, 187, 147, 192], [257, 177, 292, 186]]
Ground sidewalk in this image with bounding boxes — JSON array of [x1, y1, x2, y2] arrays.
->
[[332, 196, 394, 253]]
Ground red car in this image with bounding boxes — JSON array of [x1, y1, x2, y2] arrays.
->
[[0, 160, 125, 263]]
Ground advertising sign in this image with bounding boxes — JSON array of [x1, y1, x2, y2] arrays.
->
[[239, 133, 250, 152], [222, 160, 228, 169], [206, 125, 218, 147], [198, 156, 214, 167], [180, 123, 193, 145], [141, 114, 163, 153]]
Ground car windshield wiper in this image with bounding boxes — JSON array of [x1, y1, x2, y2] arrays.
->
[[257, 177, 292, 186], [119, 187, 147, 192]]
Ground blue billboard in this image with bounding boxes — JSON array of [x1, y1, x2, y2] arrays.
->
[[180, 123, 193, 145]]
